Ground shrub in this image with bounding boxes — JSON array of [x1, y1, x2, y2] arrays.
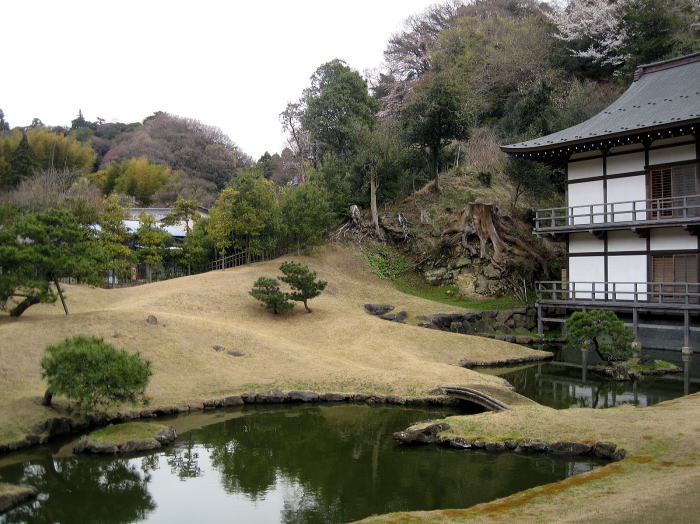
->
[[476, 171, 492, 187], [565, 310, 635, 362], [40, 336, 152, 413], [361, 245, 410, 281], [249, 277, 293, 314], [279, 261, 327, 313]]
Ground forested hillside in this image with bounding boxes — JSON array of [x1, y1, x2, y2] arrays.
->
[[1, 0, 698, 300]]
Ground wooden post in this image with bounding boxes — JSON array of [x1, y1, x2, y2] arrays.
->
[[581, 345, 588, 383], [54, 279, 69, 315], [684, 309, 690, 348], [633, 307, 639, 339], [537, 304, 543, 336]]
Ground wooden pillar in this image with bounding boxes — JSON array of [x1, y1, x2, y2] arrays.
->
[[537, 304, 543, 336], [632, 307, 639, 339]]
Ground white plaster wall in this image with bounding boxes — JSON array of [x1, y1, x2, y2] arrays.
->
[[650, 227, 698, 250], [607, 152, 645, 175], [570, 151, 602, 161], [608, 255, 647, 300], [568, 157, 603, 181], [649, 144, 696, 165], [569, 256, 605, 299], [569, 232, 604, 253], [607, 230, 647, 252], [568, 180, 605, 224], [651, 135, 696, 148], [606, 175, 647, 221]]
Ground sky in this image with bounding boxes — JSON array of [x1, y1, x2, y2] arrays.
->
[[2, 0, 436, 160]]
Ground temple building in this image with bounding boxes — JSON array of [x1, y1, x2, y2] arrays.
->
[[501, 52, 700, 351]]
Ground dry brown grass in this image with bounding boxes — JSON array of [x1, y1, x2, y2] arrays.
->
[[358, 393, 700, 523], [0, 244, 545, 444]]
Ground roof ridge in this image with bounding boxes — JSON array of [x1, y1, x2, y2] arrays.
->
[[634, 52, 700, 81]]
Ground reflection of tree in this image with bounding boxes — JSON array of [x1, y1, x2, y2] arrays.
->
[[1, 452, 155, 524], [164, 435, 202, 480]]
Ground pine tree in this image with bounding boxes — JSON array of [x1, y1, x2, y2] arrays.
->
[[278, 261, 327, 313]]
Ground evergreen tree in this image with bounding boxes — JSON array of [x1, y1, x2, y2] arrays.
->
[[7, 133, 37, 186], [0, 109, 9, 132], [280, 182, 333, 252], [98, 195, 136, 286], [249, 277, 293, 314], [278, 261, 327, 313], [0, 209, 106, 317], [136, 212, 170, 282]]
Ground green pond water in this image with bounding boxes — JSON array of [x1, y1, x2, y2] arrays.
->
[[0, 404, 603, 524]]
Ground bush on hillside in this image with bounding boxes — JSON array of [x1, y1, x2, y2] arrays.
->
[[40, 336, 152, 413], [249, 277, 294, 314]]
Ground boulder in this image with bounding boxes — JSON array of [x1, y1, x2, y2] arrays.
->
[[256, 390, 287, 403], [592, 441, 618, 459], [515, 438, 549, 453], [146, 315, 158, 325], [223, 395, 244, 407], [425, 267, 448, 285], [74, 425, 177, 455], [379, 311, 408, 323], [288, 391, 320, 402], [363, 304, 394, 316], [549, 441, 591, 456], [227, 351, 245, 357], [638, 354, 655, 366], [0, 484, 39, 514], [485, 441, 507, 452], [321, 392, 348, 402], [393, 423, 450, 444], [212, 345, 225, 352]]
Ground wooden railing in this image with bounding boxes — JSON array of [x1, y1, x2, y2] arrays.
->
[[208, 247, 289, 271], [536, 281, 700, 306], [534, 194, 700, 231]]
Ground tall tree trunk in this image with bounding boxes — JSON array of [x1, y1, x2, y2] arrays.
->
[[431, 145, 440, 192], [9, 295, 40, 317], [370, 173, 382, 239], [54, 279, 69, 315], [303, 299, 311, 313]]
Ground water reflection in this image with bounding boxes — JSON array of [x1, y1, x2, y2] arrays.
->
[[501, 347, 700, 409], [0, 405, 603, 524]]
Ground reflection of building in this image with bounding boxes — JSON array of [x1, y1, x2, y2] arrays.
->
[[501, 53, 700, 350]]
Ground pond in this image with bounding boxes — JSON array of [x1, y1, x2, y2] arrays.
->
[[494, 346, 700, 409], [0, 404, 603, 524]]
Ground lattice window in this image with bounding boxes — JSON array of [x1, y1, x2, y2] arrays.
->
[[649, 164, 699, 218], [652, 254, 699, 303]]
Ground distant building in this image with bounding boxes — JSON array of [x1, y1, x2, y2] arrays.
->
[[501, 52, 700, 350], [126, 207, 209, 238]]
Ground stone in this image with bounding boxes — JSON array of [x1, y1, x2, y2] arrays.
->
[[363, 304, 395, 316], [223, 395, 244, 407], [227, 351, 245, 357], [288, 391, 320, 402], [445, 437, 472, 449], [31, 417, 73, 438], [485, 441, 507, 452], [483, 264, 502, 279], [366, 394, 386, 404], [119, 438, 161, 454], [504, 439, 518, 450], [592, 441, 618, 459], [386, 395, 406, 405], [638, 354, 655, 366], [154, 425, 177, 445], [472, 440, 486, 449], [321, 392, 348, 402], [393, 423, 450, 444], [549, 441, 591, 456], [0, 483, 39, 514], [256, 390, 287, 403], [424, 267, 448, 285], [212, 345, 225, 352], [379, 311, 408, 323], [203, 399, 224, 409], [188, 401, 204, 411], [611, 448, 627, 461], [515, 438, 549, 453], [241, 392, 258, 404], [112, 332, 121, 338], [146, 315, 158, 325]]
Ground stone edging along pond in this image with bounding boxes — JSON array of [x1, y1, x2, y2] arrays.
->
[[0, 390, 462, 457], [393, 422, 627, 462]]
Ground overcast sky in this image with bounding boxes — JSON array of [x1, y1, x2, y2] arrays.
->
[[2, 0, 436, 160]]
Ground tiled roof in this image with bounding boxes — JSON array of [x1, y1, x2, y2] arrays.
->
[[501, 52, 700, 154]]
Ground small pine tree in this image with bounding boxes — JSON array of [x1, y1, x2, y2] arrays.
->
[[250, 277, 294, 314], [278, 261, 327, 313], [565, 309, 635, 362], [7, 133, 37, 186], [40, 336, 152, 413]]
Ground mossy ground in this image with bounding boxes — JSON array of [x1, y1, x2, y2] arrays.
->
[[88, 422, 169, 444]]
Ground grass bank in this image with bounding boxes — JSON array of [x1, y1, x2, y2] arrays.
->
[[0, 244, 547, 446]]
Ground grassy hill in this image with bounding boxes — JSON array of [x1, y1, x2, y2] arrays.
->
[[0, 244, 547, 444]]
